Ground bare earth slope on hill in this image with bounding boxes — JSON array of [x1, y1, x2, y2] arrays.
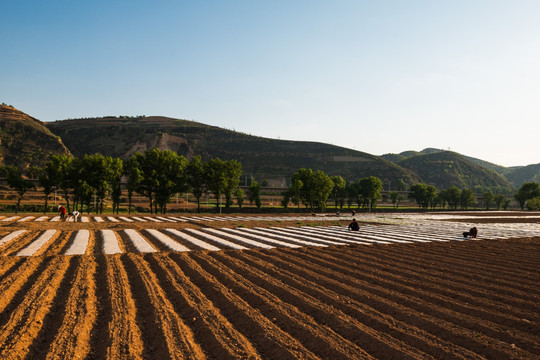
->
[[0, 213, 538, 359]]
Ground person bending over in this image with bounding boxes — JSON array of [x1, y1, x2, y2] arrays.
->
[[463, 227, 478, 238]]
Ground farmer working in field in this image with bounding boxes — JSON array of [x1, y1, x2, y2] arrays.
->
[[463, 227, 478, 238], [348, 218, 360, 231], [58, 205, 66, 220]]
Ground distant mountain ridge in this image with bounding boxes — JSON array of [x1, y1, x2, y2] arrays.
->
[[45, 115, 421, 186], [381, 148, 538, 188], [1, 105, 537, 189]]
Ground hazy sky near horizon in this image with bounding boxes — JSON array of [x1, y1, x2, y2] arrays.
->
[[2, 1, 539, 167]]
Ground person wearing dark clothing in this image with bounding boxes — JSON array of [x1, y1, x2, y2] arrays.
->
[[463, 227, 478, 238], [348, 218, 360, 231]]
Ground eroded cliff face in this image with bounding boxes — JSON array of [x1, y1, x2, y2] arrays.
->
[[0, 105, 71, 168]]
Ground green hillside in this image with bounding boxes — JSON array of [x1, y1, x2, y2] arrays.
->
[[505, 163, 540, 187], [397, 151, 513, 191], [0, 105, 71, 168], [46, 116, 421, 185]]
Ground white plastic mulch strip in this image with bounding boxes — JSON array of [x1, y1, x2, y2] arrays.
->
[[65, 230, 90, 255], [101, 230, 122, 254], [34, 216, 49, 222], [80, 216, 90, 223], [164, 229, 221, 251], [16, 230, 57, 256], [166, 216, 188, 222], [50, 216, 61, 222], [1, 216, 20, 222], [94, 217, 104, 223], [265, 227, 344, 246], [143, 217, 163, 222], [118, 217, 134, 222], [131, 217, 147, 222], [145, 229, 190, 252], [107, 217, 120, 222], [239, 227, 327, 248], [155, 216, 176, 222], [204, 228, 274, 249], [222, 228, 302, 248], [184, 229, 247, 250], [17, 216, 35, 222], [124, 229, 157, 253], [0, 230, 28, 247]]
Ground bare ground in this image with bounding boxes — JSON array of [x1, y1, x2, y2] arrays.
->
[[0, 213, 538, 359]]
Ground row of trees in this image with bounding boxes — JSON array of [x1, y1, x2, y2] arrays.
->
[[281, 169, 383, 212], [1, 149, 245, 214], [408, 182, 540, 211], [1, 149, 539, 213]]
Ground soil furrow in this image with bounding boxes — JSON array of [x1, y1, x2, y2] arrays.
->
[[0, 231, 41, 256], [0, 257, 24, 281], [294, 246, 540, 344], [390, 241, 540, 282], [342, 242, 540, 300], [257, 247, 537, 359], [212, 250, 437, 360], [121, 253, 206, 359], [144, 253, 262, 359], [0, 256, 73, 358], [0, 257, 53, 316], [102, 255, 144, 359], [190, 251, 376, 360], [167, 252, 320, 359], [43, 256, 98, 359], [237, 249, 487, 360], [323, 246, 539, 317]]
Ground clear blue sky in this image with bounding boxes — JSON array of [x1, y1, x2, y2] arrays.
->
[[2, 0, 539, 167]]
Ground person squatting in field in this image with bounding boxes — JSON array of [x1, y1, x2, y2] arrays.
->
[[348, 218, 360, 231], [463, 227, 478, 238], [65, 210, 80, 222]]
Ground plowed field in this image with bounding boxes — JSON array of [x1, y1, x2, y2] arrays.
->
[[0, 212, 538, 359]]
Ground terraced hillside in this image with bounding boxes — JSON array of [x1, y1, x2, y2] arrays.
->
[[0, 213, 539, 359]]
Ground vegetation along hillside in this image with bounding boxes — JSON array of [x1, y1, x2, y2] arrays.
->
[[505, 163, 540, 187], [397, 151, 513, 191], [0, 104, 71, 169], [45, 116, 421, 186]]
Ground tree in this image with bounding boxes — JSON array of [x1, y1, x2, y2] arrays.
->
[[44, 154, 74, 212], [186, 156, 206, 213], [248, 181, 262, 208], [37, 167, 55, 213], [222, 160, 242, 211], [124, 154, 144, 214], [389, 191, 404, 209], [311, 170, 334, 211], [358, 176, 383, 211], [445, 186, 461, 210], [483, 191, 494, 210], [204, 158, 227, 211], [330, 175, 346, 210], [1, 166, 35, 213], [291, 168, 334, 211], [494, 194, 506, 210], [460, 188, 476, 210], [408, 183, 428, 209], [234, 188, 244, 208], [152, 150, 188, 214], [515, 182, 540, 210]]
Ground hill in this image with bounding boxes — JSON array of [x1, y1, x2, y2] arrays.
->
[[505, 163, 540, 187], [45, 116, 421, 186], [397, 151, 513, 191], [0, 104, 71, 168]]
